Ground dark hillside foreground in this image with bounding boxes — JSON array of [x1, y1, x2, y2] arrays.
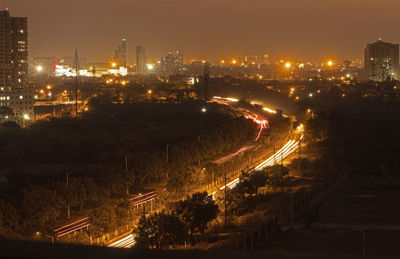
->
[[1, 238, 395, 259]]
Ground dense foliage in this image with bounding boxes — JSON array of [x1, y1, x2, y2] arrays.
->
[[0, 99, 257, 238], [135, 191, 219, 248]]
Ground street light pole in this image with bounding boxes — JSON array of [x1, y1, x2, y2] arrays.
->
[[166, 145, 169, 163], [166, 144, 169, 179], [66, 172, 70, 220], [298, 138, 301, 159], [224, 171, 227, 229], [125, 156, 129, 195], [249, 154, 252, 167]]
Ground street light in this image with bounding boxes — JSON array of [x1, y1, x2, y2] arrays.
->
[[326, 60, 334, 67], [148, 90, 152, 104], [36, 65, 43, 72], [22, 114, 30, 127]]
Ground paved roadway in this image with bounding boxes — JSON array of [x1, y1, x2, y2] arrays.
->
[[107, 97, 303, 248]]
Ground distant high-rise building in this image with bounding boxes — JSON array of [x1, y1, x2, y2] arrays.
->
[[365, 39, 399, 81], [136, 46, 146, 75], [0, 8, 33, 118], [114, 39, 127, 67], [159, 50, 184, 76]]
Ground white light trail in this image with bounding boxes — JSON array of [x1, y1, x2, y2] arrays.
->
[[108, 234, 136, 248], [214, 137, 301, 192]]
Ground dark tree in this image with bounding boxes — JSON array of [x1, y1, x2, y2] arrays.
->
[[234, 170, 270, 198], [135, 211, 186, 249], [89, 205, 116, 238], [174, 191, 219, 235]]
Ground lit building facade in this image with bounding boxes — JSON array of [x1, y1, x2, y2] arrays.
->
[[0, 8, 33, 118], [114, 39, 127, 67], [136, 46, 146, 75], [158, 50, 184, 76], [365, 39, 399, 81]]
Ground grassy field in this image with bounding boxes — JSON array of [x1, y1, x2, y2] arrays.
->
[[256, 176, 400, 258]]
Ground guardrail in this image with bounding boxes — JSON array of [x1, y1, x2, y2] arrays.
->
[[54, 217, 90, 238]]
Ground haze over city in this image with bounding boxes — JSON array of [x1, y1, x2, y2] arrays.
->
[[5, 0, 400, 62], [2, 0, 400, 258]]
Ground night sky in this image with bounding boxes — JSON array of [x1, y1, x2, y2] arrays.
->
[[5, 0, 400, 63]]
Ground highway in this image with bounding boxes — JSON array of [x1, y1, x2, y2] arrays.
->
[[211, 124, 303, 195], [107, 97, 303, 248], [210, 97, 269, 164], [108, 234, 136, 248]]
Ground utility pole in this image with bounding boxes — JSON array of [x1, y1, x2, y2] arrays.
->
[[361, 229, 366, 257], [298, 138, 301, 159], [290, 193, 294, 224], [249, 154, 252, 167], [166, 144, 169, 179], [125, 156, 128, 173], [66, 172, 70, 220], [273, 144, 276, 165], [224, 171, 227, 229], [74, 49, 80, 117], [125, 156, 129, 195], [166, 144, 169, 163], [203, 62, 209, 103]]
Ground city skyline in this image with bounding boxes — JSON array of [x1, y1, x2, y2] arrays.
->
[[4, 0, 400, 63]]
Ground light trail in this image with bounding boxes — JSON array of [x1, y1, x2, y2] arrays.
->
[[263, 107, 277, 114], [244, 113, 269, 141], [108, 101, 302, 249], [210, 97, 269, 142], [213, 146, 248, 164], [108, 234, 136, 248], [253, 140, 296, 171], [226, 97, 239, 102], [212, 124, 304, 193]]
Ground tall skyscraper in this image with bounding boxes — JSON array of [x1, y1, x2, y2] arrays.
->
[[136, 46, 146, 75], [0, 8, 33, 118], [114, 39, 127, 67], [365, 39, 399, 81]]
